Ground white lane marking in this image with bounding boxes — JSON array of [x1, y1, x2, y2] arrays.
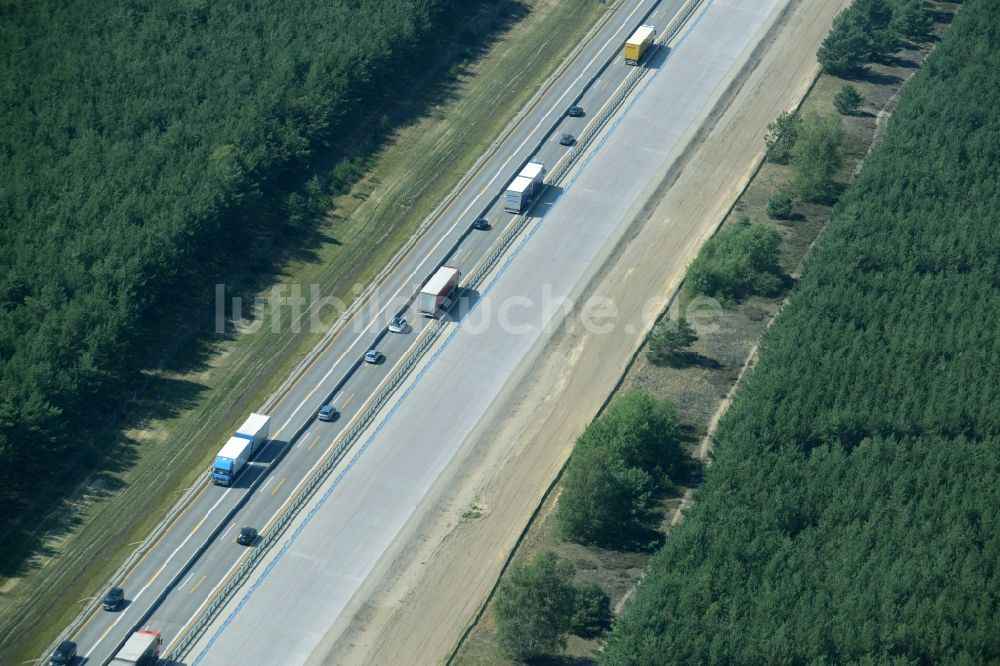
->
[[179, 573, 194, 590], [258, 477, 273, 493], [167, 3, 662, 654], [167, 523, 269, 654], [271, 2, 652, 441], [84, 488, 232, 658], [219, 525, 234, 542]]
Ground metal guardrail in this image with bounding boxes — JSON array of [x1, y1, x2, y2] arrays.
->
[[165, 317, 447, 660], [549, 0, 703, 187], [38, 6, 637, 664], [164, 0, 714, 660]]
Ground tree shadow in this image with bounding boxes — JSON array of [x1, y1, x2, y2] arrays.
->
[[531, 655, 598, 666], [800, 182, 846, 207], [666, 351, 723, 371], [879, 53, 920, 69], [929, 8, 955, 26], [860, 70, 903, 86], [0, 374, 208, 578]]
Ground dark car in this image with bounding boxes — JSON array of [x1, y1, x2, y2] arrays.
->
[[317, 404, 338, 422], [472, 216, 490, 231], [567, 105, 584, 117], [49, 640, 77, 666], [237, 527, 258, 546], [103, 586, 125, 611], [559, 133, 575, 146], [388, 315, 408, 333]]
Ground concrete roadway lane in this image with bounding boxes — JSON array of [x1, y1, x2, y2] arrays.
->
[[187, 1, 789, 662], [65, 0, 680, 663]]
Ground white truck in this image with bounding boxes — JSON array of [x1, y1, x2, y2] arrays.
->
[[110, 629, 161, 666], [211, 413, 270, 486], [235, 413, 270, 446], [418, 265, 461, 317], [504, 161, 546, 213]]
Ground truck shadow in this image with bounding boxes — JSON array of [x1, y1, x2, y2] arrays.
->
[[528, 184, 563, 218], [447, 288, 483, 323], [221, 438, 290, 490], [251, 438, 290, 467], [644, 43, 670, 70]]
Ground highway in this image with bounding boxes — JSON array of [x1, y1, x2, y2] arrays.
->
[[62, 0, 686, 663], [183, 0, 789, 663]]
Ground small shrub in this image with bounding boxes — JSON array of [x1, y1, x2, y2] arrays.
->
[[647, 317, 698, 367], [834, 84, 864, 116], [791, 112, 844, 203], [764, 111, 801, 164], [767, 191, 795, 220]]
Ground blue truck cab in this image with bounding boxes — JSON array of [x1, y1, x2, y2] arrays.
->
[[211, 413, 271, 487], [212, 437, 250, 486]]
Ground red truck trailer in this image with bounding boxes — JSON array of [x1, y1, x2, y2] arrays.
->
[[109, 629, 161, 666], [418, 265, 461, 317]]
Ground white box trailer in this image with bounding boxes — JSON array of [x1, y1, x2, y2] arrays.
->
[[235, 413, 270, 446], [519, 161, 544, 182], [418, 265, 461, 317], [110, 629, 161, 666], [504, 161, 546, 213]]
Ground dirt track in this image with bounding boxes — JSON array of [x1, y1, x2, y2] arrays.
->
[[311, 1, 851, 663]]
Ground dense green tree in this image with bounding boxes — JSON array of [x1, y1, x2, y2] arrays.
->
[[818, 0, 912, 76], [495, 551, 578, 661], [817, 8, 875, 77], [557, 392, 683, 545], [890, 0, 934, 42], [686, 219, 784, 301], [603, 3, 1000, 662], [858, 0, 900, 62], [764, 111, 801, 164], [579, 392, 684, 478], [834, 84, 865, 115], [572, 582, 613, 638], [647, 317, 698, 367], [556, 443, 653, 544], [790, 112, 844, 202], [0, 0, 477, 525], [766, 191, 795, 220]]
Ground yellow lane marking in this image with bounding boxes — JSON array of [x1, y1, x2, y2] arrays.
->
[[189, 512, 210, 538], [189, 575, 207, 594], [118, 481, 210, 588], [341, 393, 355, 409], [96, 622, 115, 644], [307, 435, 321, 451], [271, 478, 286, 496], [337, 346, 353, 364]]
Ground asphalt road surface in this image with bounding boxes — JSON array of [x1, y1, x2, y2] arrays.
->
[[64, 0, 687, 663], [184, 0, 788, 664]]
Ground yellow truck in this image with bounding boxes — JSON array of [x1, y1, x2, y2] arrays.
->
[[624, 24, 656, 65]]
